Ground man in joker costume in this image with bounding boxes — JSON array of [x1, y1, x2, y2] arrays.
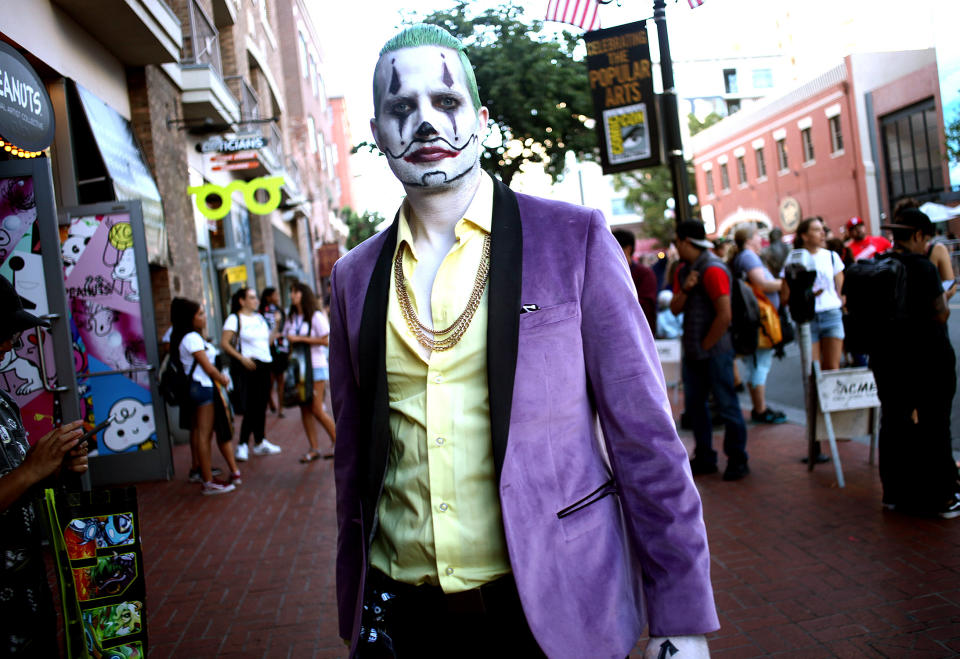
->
[[330, 24, 718, 658]]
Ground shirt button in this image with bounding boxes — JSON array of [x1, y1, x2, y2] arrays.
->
[[433, 374, 443, 384], [435, 437, 445, 446], [439, 502, 448, 512], [445, 567, 454, 576]]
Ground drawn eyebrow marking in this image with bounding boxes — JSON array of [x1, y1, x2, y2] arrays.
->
[[389, 65, 401, 95], [441, 60, 454, 88]]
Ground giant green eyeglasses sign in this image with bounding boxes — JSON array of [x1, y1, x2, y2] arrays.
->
[[188, 176, 285, 220]]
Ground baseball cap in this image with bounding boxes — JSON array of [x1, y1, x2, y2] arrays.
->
[[675, 220, 714, 249], [0, 275, 49, 340], [880, 208, 934, 235], [846, 217, 864, 229]]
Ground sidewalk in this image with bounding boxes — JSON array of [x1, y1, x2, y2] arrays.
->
[[137, 408, 960, 658]]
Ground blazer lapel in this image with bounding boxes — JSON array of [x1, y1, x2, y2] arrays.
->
[[358, 214, 398, 542], [487, 177, 523, 481]]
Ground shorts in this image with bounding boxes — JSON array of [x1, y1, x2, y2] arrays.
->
[[189, 380, 214, 406], [739, 348, 774, 387], [313, 366, 329, 382], [811, 308, 844, 341]]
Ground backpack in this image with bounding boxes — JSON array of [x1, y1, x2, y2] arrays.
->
[[730, 276, 761, 356], [158, 352, 198, 407], [841, 252, 908, 354], [754, 287, 783, 350]]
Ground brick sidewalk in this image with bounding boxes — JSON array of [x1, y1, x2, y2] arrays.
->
[[134, 410, 960, 658]]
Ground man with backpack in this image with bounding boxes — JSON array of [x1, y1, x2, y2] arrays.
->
[[671, 220, 750, 481], [848, 209, 959, 518]]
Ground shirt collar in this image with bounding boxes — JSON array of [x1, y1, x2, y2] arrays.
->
[[397, 171, 494, 259]]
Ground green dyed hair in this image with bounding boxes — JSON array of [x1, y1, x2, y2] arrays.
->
[[373, 23, 481, 118]]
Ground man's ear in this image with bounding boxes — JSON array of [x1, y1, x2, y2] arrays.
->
[[478, 105, 490, 128], [370, 118, 382, 153]]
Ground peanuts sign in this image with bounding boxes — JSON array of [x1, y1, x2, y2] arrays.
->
[[584, 22, 661, 174]]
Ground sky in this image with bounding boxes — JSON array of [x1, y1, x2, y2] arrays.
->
[[307, 0, 947, 219]]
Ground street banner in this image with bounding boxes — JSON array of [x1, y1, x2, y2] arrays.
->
[[584, 22, 661, 174]]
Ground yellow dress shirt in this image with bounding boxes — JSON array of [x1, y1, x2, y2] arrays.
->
[[370, 172, 511, 592]]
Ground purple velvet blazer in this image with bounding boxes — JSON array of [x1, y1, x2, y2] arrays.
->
[[329, 178, 719, 658]]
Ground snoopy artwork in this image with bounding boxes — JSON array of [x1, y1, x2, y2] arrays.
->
[[0, 334, 43, 396], [102, 398, 155, 453], [102, 222, 139, 302], [62, 218, 99, 276]]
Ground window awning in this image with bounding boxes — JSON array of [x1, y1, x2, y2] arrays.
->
[[74, 81, 167, 265]]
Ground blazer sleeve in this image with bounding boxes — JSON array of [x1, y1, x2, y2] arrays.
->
[[328, 261, 364, 640], [579, 210, 719, 636]]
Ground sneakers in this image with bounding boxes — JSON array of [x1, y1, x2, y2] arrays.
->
[[229, 471, 242, 486], [188, 467, 222, 483], [236, 444, 249, 462], [751, 408, 787, 424], [201, 481, 236, 496], [938, 496, 960, 519], [252, 439, 282, 456], [722, 462, 751, 481], [689, 459, 719, 476]]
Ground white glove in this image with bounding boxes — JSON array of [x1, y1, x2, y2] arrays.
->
[[643, 635, 709, 659]]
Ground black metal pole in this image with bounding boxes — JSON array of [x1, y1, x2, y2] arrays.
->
[[653, 0, 692, 224]]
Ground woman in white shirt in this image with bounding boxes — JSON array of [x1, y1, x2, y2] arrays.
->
[[171, 297, 238, 495], [221, 288, 280, 462], [284, 282, 336, 462], [794, 217, 845, 371]]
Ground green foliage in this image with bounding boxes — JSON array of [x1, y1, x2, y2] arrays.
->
[[341, 206, 384, 250], [947, 109, 960, 166], [688, 111, 723, 137], [408, 2, 597, 186]]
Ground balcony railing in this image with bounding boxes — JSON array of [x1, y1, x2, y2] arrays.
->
[[184, 0, 222, 76]]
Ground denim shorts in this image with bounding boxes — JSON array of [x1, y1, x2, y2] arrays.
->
[[811, 308, 845, 341], [739, 348, 774, 387], [313, 366, 329, 382], [189, 381, 214, 406]]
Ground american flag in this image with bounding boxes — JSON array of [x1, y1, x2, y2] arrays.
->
[[545, 0, 601, 32]]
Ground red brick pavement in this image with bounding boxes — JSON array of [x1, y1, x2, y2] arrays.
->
[[129, 409, 960, 658]]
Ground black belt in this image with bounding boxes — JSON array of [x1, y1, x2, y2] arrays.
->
[[368, 568, 518, 615]]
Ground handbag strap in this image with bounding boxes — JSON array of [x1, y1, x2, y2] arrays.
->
[[231, 313, 242, 355]]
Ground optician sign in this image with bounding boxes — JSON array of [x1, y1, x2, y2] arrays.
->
[[197, 134, 267, 154], [584, 21, 661, 174], [0, 41, 55, 152]]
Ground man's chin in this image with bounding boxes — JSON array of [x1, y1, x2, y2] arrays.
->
[[394, 161, 478, 190]]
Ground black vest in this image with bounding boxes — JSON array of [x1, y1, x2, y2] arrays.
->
[[679, 250, 733, 360]]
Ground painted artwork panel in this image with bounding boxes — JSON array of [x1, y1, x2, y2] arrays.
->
[[72, 552, 138, 602], [82, 601, 144, 643], [64, 513, 135, 560], [78, 357, 156, 455], [63, 213, 141, 319]]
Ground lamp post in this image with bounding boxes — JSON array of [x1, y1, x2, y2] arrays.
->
[[652, 0, 692, 225]]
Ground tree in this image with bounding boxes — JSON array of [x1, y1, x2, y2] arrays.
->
[[689, 111, 723, 137], [341, 207, 384, 250], [947, 106, 960, 166], [397, 2, 597, 186]]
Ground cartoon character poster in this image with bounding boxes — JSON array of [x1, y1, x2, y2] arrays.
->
[[45, 488, 148, 658], [61, 212, 157, 454], [0, 176, 61, 443]]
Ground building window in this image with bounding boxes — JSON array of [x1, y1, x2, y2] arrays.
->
[[725, 99, 741, 115], [881, 99, 944, 201], [801, 128, 815, 163], [723, 68, 738, 94], [755, 147, 767, 179], [310, 55, 319, 97], [829, 115, 844, 154], [705, 168, 714, 196], [318, 131, 327, 170], [736, 156, 747, 185], [307, 116, 317, 154], [776, 138, 788, 171], [298, 33, 308, 78], [752, 68, 773, 89], [186, 0, 222, 75], [720, 163, 730, 191]]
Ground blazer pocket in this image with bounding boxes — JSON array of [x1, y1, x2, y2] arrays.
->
[[518, 301, 579, 331], [556, 478, 618, 541]]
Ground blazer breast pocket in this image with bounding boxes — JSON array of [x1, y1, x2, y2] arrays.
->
[[518, 301, 579, 331], [556, 478, 618, 542]]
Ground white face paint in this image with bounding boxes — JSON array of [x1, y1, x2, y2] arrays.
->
[[371, 45, 488, 190]]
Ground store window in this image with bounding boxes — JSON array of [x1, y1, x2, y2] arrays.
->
[[881, 99, 944, 201]]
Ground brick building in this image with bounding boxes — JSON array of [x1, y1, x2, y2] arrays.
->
[[690, 50, 951, 239]]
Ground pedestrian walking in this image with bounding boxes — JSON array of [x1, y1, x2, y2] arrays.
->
[[671, 220, 750, 481], [284, 282, 335, 462], [894, 198, 957, 300], [731, 225, 786, 424], [868, 209, 959, 518], [259, 287, 289, 417], [0, 275, 89, 655], [330, 24, 716, 659], [613, 228, 657, 332], [171, 297, 239, 493], [793, 217, 845, 370], [220, 288, 281, 461]]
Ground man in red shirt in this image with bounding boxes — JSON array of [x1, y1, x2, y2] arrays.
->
[[613, 229, 658, 333], [846, 216, 891, 260]]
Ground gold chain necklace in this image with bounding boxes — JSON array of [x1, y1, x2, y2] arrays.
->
[[394, 234, 491, 352]]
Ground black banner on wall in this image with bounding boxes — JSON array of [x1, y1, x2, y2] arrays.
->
[[584, 22, 661, 174]]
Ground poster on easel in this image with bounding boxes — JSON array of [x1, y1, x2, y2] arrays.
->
[[44, 487, 147, 659]]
